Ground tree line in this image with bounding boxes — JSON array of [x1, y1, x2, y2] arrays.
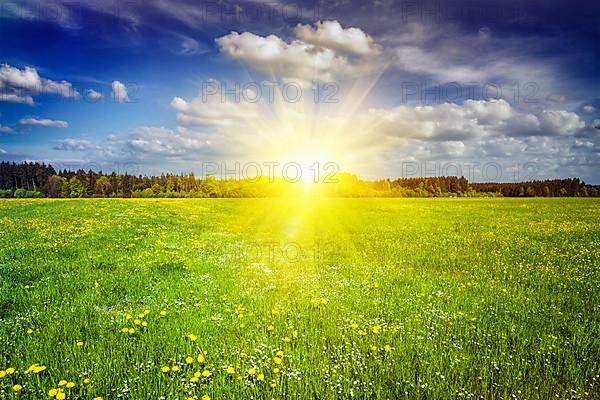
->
[[0, 162, 598, 198]]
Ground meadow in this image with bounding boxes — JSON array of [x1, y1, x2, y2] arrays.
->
[[0, 198, 598, 399]]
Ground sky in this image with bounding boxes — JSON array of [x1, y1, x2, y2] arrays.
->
[[0, 0, 599, 183]]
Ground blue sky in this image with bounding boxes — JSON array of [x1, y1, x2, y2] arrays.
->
[[1, 0, 599, 182]]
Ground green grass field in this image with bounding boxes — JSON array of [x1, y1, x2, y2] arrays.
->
[[0, 198, 599, 399]]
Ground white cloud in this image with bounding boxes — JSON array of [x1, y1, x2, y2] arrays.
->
[[171, 86, 260, 128], [216, 21, 382, 81], [0, 125, 13, 133], [294, 20, 381, 56], [362, 99, 514, 141], [85, 89, 103, 101], [19, 117, 69, 128], [0, 64, 79, 104], [361, 100, 588, 142], [54, 138, 99, 151], [216, 32, 345, 82], [126, 127, 210, 158], [393, 46, 487, 82], [583, 105, 596, 113], [547, 94, 567, 103], [111, 81, 129, 103], [0, 93, 34, 105], [179, 37, 208, 55], [538, 110, 585, 136], [405, 51, 483, 82]]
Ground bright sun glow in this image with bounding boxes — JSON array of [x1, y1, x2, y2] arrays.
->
[[210, 64, 392, 193]]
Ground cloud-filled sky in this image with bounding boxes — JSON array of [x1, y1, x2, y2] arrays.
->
[[0, 0, 599, 182]]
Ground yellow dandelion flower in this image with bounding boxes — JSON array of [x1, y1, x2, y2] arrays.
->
[[93, 397, 103, 400], [248, 367, 256, 376], [76, 341, 84, 347], [201, 369, 211, 377], [33, 365, 46, 373], [197, 354, 205, 363], [127, 328, 135, 334], [257, 373, 264, 381], [201, 396, 210, 400], [370, 345, 378, 352], [120, 328, 129, 333], [190, 376, 199, 383], [172, 365, 180, 372], [270, 383, 276, 388], [185, 357, 193, 364], [273, 367, 280, 374], [56, 392, 66, 400], [26, 328, 33, 334], [187, 334, 197, 341], [141, 321, 148, 327], [160, 310, 167, 316], [194, 371, 201, 378], [6, 367, 15, 374], [267, 325, 274, 332], [12, 384, 22, 392], [125, 314, 132, 320], [226, 366, 235, 374], [276, 350, 284, 356], [133, 319, 141, 326], [66, 382, 75, 388], [351, 323, 359, 329], [161, 366, 170, 373], [58, 380, 67, 386], [284, 336, 291, 342], [372, 325, 381, 334], [274, 357, 282, 365], [48, 388, 58, 396], [0, 370, 5, 378], [384, 345, 392, 352]]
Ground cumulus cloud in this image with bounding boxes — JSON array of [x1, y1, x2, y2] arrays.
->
[[362, 99, 514, 141], [0, 93, 34, 105], [111, 81, 130, 103], [216, 21, 382, 81], [538, 110, 585, 136], [0, 64, 79, 104], [0, 124, 13, 133], [19, 117, 69, 128], [294, 20, 381, 56], [126, 127, 210, 158], [583, 105, 596, 113], [171, 85, 260, 128], [360, 100, 589, 142], [85, 89, 103, 101], [54, 138, 99, 151]]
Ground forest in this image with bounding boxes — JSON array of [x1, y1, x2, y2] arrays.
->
[[0, 162, 598, 198]]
